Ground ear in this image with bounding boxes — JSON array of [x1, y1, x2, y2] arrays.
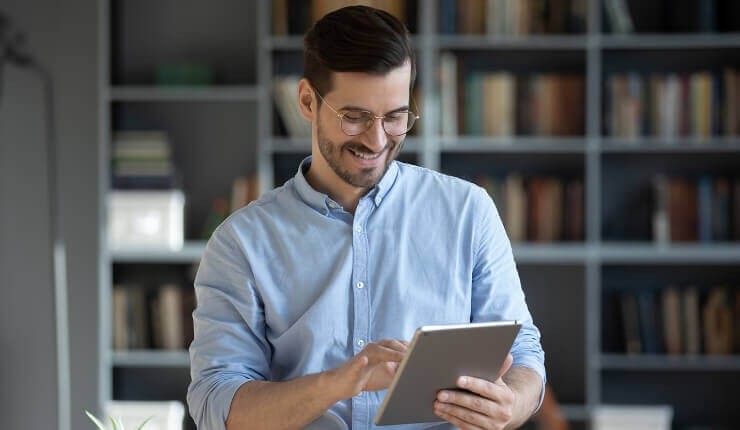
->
[[297, 78, 316, 122]]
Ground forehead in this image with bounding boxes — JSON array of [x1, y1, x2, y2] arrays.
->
[[326, 62, 412, 110]]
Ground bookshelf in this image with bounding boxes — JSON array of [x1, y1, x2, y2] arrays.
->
[[98, 1, 740, 429]]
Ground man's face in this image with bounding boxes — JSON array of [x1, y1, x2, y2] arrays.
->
[[315, 62, 412, 189]]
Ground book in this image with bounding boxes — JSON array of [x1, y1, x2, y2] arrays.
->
[[698, 176, 713, 242], [620, 292, 642, 354], [159, 284, 184, 350], [637, 290, 661, 354], [702, 286, 733, 355], [661, 287, 683, 355], [564, 180, 584, 241], [113, 285, 128, 350], [712, 177, 730, 241], [504, 174, 527, 242], [652, 174, 669, 243], [683, 287, 701, 355], [439, 52, 458, 137]]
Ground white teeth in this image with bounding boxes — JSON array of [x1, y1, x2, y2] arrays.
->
[[349, 149, 380, 160]]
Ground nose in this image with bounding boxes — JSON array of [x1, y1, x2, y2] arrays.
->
[[363, 116, 388, 152]]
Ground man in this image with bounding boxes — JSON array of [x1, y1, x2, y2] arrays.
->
[[187, 6, 545, 430]]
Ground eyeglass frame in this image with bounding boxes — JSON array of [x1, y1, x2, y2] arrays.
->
[[311, 86, 420, 137]]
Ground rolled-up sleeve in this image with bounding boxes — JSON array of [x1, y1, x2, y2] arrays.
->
[[187, 222, 271, 430], [469, 186, 547, 410]]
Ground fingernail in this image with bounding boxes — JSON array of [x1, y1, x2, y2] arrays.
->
[[439, 392, 448, 401], [458, 376, 467, 386]]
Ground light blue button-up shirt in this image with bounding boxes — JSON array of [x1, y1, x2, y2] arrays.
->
[[187, 157, 545, 430]]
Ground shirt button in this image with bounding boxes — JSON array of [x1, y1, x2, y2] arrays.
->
[[328, 201, 337, 209], [375, 196, 382, 205], [357, 339, 365, 347], [356, 281, 364, 289], [355, 225, 362, 233]]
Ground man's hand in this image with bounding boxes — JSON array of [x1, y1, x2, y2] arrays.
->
[[324, 339, 408, 400], [434, 353, 516, 430]]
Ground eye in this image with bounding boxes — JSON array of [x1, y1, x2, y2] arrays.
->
[[343, 112, 370, 123]]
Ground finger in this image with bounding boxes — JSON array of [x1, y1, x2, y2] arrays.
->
[[436, 389, 493, 416], [363, 343, 405, 364], [496, 354, 514, 380], [457, 376, 502, 400], [377, 339, 408, 352], [434, 404, 486, 430]]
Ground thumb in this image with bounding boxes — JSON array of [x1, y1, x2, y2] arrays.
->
[[496, 354, 514, 381]]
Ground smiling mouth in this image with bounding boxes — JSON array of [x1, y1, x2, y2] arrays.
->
[[347, 147, 383, 160]]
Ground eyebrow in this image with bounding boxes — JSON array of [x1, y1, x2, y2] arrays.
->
[[339, 105, 410, 115]]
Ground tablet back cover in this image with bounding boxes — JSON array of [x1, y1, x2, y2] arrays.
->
[[375, 321, 521, 426]]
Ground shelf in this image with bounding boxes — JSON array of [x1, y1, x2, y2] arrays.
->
[[600, 137, 740, 153], [600, 33, 740, 50], [109, 86, 263, 102], [600, 354, 740, 371], [600, 243, 740, 264], [440, 136, 587, 153], [112, 350, 190, 367], [111, 241, 207, 263], [437, 34, 588, 50], [512, 244, 591, 264], [268, 136, 424, 154]]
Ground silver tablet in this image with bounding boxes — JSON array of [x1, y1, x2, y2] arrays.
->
[[374, 320, 522, 426]]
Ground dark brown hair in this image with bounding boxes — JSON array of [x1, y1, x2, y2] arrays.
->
[[303, 5, 416, 103]]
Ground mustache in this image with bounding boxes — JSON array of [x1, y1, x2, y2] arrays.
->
[[343, 140, 398, 154]]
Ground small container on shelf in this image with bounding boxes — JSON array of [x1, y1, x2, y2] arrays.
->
[[108, 189, 185, 251]]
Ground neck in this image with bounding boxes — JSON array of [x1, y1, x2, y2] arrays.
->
[[304, 153, 371, 214]]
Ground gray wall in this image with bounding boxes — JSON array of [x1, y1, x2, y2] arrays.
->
[[0, 1, 100, 429]]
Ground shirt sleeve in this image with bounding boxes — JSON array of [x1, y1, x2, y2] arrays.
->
[[186, 221, 272, 430], [469, 185, 547, 411]]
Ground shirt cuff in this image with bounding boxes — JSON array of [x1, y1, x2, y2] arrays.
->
[[213, 377, 252, 430]]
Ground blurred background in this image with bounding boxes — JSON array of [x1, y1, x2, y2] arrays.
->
[[1, 0, 739, 429]]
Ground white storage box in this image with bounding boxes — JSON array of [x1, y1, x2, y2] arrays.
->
[[108, 190, 185, 250], [592, 405, 673, 430], [105, 400, 185, 430]]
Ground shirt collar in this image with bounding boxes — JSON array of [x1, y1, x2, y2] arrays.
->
[[293, 155, 400, 214]]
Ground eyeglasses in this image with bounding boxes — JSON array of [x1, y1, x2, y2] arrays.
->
[[313, 88, 420, 137]]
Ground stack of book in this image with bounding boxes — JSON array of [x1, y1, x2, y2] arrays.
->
[[475, 174, 584, 242], [113, 284, 196, 351], [604, 69, 739, 139], [607, 285, 738, 356], [440, 58, 584, 137], [112, 131, 177, 189], [439, 0, 586, 35], [652, 175, 740, 242]]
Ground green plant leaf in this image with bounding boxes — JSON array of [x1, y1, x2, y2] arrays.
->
[[85, 410, 107, 430], [135, 416, 154, 430], [109, 416, 122, 430]]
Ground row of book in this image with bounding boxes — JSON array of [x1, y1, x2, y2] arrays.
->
[[272, 0, 411, 35], [605, 0, 739, 34], [652, 175, 740, 242], [605, 69, 739, 138], [112, 131, 178, 189], [440, 57, 585, 137], [200, 175, 261, 240], [474, 174, 584, 242], [113, 284, 195, 350], [607, 286, 739, 356], [440, 0, 586, 35]]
